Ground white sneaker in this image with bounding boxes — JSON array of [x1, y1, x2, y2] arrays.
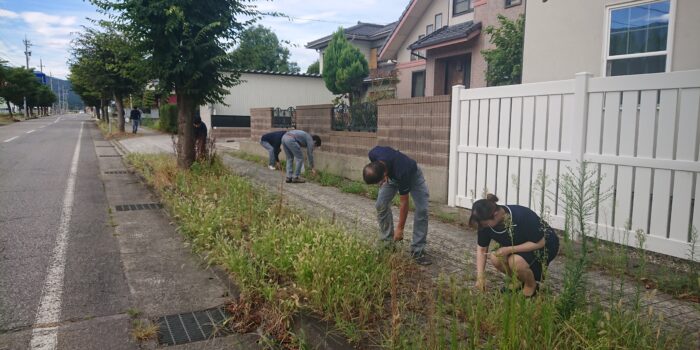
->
[[268, 165, 275, 170]]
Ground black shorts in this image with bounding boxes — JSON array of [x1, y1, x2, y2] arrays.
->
[[515, 228, 559, 281]]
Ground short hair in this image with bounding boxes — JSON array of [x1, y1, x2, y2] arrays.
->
[[193, 116, 202, 124], [312, 135, 322, 147], [468, 193, 500, 226], [363, 161, 386, 184]]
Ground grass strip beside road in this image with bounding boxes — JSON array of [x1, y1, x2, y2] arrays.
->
[[125, 153, 685, 349]]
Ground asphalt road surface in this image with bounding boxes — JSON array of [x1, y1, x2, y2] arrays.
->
[[0, 115, 134, 349]]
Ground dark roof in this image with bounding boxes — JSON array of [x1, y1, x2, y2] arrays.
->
[[306, 21, 398, 49], [238, 69, 322, 78], [408, 21, 482, 51]]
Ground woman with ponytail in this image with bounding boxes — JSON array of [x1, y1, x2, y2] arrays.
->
[[470, 194, 559, 297]]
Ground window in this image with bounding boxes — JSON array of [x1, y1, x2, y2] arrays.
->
[[453, 0, 472, 16], [426, 24, 434, 35], [412, 71, 425, 97], [606, 0, 671, 76], [505, 0, 522, 7], [435, 13, 443, 29]]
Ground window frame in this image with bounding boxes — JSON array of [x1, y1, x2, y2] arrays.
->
[[602, 0, 676, 76], [411, 70, 426, 98], [435, 13, 443, 29], [426, 24, 434, 35], [505, 0, 522, 8], [453, 0, 472, 17]]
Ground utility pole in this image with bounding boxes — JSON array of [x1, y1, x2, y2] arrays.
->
[[23, 35, 32, 119], [39, 59, 43, 73], [49, 71, 54, 115]]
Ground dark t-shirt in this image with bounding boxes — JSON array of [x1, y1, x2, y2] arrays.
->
[[194, 122, 207, 140], [261, 131, 286, 155], [130, 109, 141, 120], [368, 146, 417, 195], [477, 205, 547, 248]]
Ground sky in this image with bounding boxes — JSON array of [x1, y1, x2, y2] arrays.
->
[[0, 0, 407, 80]]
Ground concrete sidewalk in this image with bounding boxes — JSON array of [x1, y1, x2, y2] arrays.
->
[[116, 131, 700, 347]]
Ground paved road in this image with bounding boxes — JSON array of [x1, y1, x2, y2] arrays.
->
[[0, 115, 134, 349]]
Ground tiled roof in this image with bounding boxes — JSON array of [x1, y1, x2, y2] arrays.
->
[[408, 21, 482, 51], [238, 69, 322, 78], [306, 22, 398, 49]]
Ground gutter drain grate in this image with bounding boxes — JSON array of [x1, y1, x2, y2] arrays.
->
[[115, 203, 163, 212], [157, 306, 232, 345], [99, 154, 122, 157], [104, 170, 128, 174]]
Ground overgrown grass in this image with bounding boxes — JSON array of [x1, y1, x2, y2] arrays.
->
[[126, 153, 394, 344], [0, 113, 18, 125], [126, 153, 686, 349]]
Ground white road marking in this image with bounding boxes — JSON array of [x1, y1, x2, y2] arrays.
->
[[3, 136, 19, 143], [53, 117, 60, 123], [26, 130, 35, 134], [29, 122, 83, 350]]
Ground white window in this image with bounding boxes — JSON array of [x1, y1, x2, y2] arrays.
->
[[426, 24, 434, 35], [435, 13, 443, 29], [605, 0, 672, 76]]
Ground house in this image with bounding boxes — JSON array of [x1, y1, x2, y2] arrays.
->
[[306, 21, 398, 75], [522, 0, 700, 82], [198, 70, 335, 139], [379, 0, 525, 98]]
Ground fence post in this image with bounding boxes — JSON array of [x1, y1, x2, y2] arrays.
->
[[571, 72, 592, 163], [448, 85, 465, 207]]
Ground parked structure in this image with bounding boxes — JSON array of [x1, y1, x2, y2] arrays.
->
[[522, 0, 700, 82], [199, 70, 335, 139], [379, 0, 525, 98]]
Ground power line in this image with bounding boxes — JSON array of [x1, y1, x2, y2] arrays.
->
[[261, 13, 354, 25]]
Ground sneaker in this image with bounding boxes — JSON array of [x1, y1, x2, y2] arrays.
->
[[411, 252, 432, 266], [291, 177, 306, 183], [285, 177, 293, 183], [268, 165, 276, 170]]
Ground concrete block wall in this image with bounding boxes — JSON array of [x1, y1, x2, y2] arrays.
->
[[244, 96, 451, 203]]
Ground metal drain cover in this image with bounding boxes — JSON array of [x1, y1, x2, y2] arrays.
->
[[157, 306, 232, 346], [115, 203, 163, 211], [104, 170, 128, 174], [99, 154, 122, 157]]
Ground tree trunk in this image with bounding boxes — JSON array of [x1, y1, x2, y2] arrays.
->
[[176, 90, 195, 169], [6, 101, 12, 118], [95, 105, 101, 120], [114, 93, 125, 132]]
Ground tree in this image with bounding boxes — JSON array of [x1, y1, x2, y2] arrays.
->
[[322, 28, 369, 105], [92, 0, 255, 168], [71, 25, 147, 130], [230, 25, 299, 73], [306, 60, 320, 75], [481, 14, 525, 86], [69, 56, 108, 120], [0, 67, 39, 118]]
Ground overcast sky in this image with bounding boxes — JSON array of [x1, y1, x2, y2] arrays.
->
[[0, 0, 406, 79]]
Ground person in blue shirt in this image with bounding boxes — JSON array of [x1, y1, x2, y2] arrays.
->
[[469, 194, 559, 297], [363, 146, 431, 265], [281, 130, 321, 183], [260, 130, 286, 170]]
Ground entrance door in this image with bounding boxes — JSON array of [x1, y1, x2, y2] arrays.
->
[[443, 54, 471, 94]]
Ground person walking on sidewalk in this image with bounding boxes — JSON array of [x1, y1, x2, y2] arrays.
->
[[281, 130, 321, 183], [363, 146, 431, 265], [260, 130, 286, 170], [469, 194, 559, 297], [130, 107, 142, 134]]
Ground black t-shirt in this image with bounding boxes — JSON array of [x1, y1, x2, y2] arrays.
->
[[194, 122, 207, 139], [261, 130, 286, 160], [477, 205, 547, 248], [130, 109, 141, 120], [368, 146, 417, 195]]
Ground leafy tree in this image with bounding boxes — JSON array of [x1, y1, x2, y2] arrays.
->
[[0, 67, 39, 118], [92, 0, 255, 168], [231, 25, 300, 73], [69, 57, 107, 119], [71, 25, 147, 130], [481, 14, 525, 86], [322, 28, 369, 104], [306, 60, 320, 75], [30, 84, 57, 116]]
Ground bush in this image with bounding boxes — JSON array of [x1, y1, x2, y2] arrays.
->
[[158, 104, 178, 133]]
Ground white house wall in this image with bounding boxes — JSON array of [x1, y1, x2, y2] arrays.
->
[[201, 72, 335, 127], [522, 0, 700, 83]]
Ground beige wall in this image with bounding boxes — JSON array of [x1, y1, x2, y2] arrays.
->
[[208, 73, 334, 117], [522, 0, 700, 83]]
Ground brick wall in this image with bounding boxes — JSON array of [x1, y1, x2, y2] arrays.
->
[[212, 128, 251, 140], [248, 96, 450, 168], [377, 95, 450, 167]]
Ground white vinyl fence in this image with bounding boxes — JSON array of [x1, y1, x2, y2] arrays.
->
[[448, 70, 700, 259]]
